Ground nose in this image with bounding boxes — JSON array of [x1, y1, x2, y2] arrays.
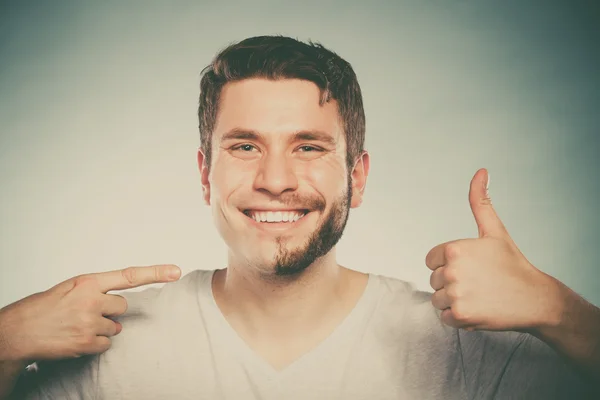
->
[[253, 152, 299, 196]]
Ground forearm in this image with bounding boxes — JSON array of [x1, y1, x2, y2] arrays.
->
[[532, 277, 600, 388], [0, 360, 27, 400], [0, 307, 28, 400]]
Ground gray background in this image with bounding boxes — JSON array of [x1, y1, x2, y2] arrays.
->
[[1, 0, 598, 308]]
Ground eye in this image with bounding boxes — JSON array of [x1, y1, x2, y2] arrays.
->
[[297, 145, 322, 152], [232, 144, 257, 152]]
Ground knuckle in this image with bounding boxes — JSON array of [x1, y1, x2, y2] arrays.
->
[[78, 313, 96, 329], [445, 243, 460, 260], [154, 266, 162, 282], [67, 319, 84, 335], [451, 303, 468, 322], [77, 334, 97, 348], [80, 296, 102, 311], [121, 268, 137, 286], [443, 266, 457, 282], [446, 285, 461, 300], [73, 275, 96, 288], [73, 275, 98, 289]]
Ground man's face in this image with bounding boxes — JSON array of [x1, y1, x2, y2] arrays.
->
[[198, 78, 367, 278]]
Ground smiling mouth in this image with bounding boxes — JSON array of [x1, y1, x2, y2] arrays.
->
[[242, 209, 310, 223]]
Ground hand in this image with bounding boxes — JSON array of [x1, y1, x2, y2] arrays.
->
[[425, 169, 559, 332], [0, 264, 181, 362]]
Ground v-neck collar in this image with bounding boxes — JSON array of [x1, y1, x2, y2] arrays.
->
[[196, 269, 380, 379]]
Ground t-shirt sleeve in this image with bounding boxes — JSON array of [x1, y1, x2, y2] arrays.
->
[[460, 330, 595, 399], [10, 356, 99, 400], [494, 333, 595, 399]]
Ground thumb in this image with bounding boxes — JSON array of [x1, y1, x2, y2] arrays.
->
[[469, 168, 508, 238]]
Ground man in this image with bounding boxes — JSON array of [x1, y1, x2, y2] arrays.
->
[[0, 35, 598, 399]]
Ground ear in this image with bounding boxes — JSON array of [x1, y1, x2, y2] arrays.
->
[[197, 148, 211, 206], [350, 151, 370, 208]]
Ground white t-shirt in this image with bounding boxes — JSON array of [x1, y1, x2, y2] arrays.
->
[[14, 269, 591, 399]]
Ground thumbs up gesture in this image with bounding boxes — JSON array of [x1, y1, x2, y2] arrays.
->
[[426, 169, 559, 332]]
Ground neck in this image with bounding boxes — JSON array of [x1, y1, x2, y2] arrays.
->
[[212, 249, 363, 337]]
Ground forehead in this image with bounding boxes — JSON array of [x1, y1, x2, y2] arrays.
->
[[213, 78, 342, 142]]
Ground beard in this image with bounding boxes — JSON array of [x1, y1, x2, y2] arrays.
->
[[268, 173, 353, 279]]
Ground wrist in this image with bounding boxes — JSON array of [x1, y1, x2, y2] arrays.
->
[[530, 273, 567, 338], [0, 308, 27, 364]]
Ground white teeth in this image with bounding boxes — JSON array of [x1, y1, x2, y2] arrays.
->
[[248, 210, 306, 223]]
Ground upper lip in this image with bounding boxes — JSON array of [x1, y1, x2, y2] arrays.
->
[[242, 208, 310, 213]]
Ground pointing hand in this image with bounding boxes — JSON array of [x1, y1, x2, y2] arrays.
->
[[0, 264, 181, 362]]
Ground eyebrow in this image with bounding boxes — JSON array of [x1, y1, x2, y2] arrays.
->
[[220, 128, 337, 146]]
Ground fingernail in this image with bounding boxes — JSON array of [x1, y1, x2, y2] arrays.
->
[[169, 267, 181, 280]]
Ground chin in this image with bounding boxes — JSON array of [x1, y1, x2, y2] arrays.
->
[[238, 243, 314, 276]]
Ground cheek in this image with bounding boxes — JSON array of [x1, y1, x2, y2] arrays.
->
[[210, 157, 254, 205], [300, 156, 347, 191]]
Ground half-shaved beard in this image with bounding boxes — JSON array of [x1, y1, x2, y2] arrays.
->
[[269, 173, 353, 280]]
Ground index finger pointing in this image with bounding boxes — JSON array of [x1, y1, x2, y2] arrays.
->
[[94, 265, 182, 293]]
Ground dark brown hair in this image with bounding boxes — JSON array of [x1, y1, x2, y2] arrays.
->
[[198, 35, 366, 170]]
